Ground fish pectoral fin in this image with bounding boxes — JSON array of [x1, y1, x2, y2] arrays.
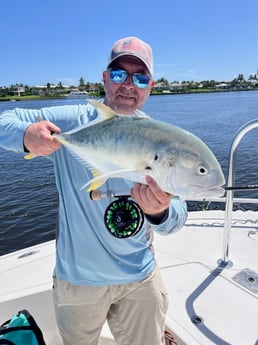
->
[[80, 168, 140, 192]]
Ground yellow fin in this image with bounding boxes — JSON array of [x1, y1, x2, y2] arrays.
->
[[86, 169, 107, 192], [24, 152, 37, 160], [81, 168, 139, 192], [87, 178, 107, 192], [87, 99, 116, 121]]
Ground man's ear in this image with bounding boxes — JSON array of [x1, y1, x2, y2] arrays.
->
[[102, 71, 108, 83], [150, 79, 155, 88]]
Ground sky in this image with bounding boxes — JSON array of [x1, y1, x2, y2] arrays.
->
[[1, 0, 258, 87]]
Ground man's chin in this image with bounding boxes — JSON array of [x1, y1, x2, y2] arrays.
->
[[114, 96, 137, 114]]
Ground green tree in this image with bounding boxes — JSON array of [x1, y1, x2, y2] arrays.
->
[[79, 77, 85, 88], [156, 77, 169, 85]]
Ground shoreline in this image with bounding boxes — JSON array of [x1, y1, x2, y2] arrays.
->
[[0, 88, 258, 102]]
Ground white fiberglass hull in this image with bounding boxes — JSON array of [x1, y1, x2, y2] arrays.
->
[[1, 210, 258, 345]]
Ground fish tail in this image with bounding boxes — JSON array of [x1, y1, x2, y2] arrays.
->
[[24, 152, 37, 159]]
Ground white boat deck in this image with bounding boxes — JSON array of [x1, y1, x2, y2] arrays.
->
[[156, 209, 258, 345], [1, 209, 257, 345]]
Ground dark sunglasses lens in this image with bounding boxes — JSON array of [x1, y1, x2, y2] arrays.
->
[[133, 74, 150, 88], [110, 70, 127, 83]]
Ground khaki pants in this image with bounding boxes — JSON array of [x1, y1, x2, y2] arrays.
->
[[52, 266, 168, 345]]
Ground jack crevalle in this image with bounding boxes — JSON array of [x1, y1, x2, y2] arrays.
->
[[43, 100, 226, 199]]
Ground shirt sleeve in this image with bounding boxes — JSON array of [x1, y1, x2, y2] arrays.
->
[[0, 104, 92, 153], [147, 196, 188, 235], [0, 108, 32, 152]]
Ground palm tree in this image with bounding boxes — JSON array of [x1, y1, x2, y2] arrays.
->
[[79, 77, 85, 90]]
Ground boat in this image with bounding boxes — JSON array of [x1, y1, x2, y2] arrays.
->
[[64, 89, 89, 99], [1, 120, 258, 345]]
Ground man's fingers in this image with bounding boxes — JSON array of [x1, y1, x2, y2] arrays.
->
[[145, 175, 172, 204]]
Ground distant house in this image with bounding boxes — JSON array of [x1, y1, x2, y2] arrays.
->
[[12, 86, 25, 96], [31, 84, 69, 96], [216, 83, 229, 89], [170, 82, 182, 91], [153, 81, 169, 92], [181, 82, 190, 89]]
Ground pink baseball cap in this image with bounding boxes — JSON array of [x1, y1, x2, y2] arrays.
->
[[107, 36, 153, 76]]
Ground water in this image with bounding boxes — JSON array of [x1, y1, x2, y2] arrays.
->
[[0, 91, 258, 255]]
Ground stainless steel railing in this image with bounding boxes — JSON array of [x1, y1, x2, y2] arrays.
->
[[219, 119, 258, 267]]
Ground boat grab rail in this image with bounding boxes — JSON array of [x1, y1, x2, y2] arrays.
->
[[219, 118, 258, 268]]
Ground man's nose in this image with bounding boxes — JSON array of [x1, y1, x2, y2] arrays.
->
[[122, 75, 134, 88]]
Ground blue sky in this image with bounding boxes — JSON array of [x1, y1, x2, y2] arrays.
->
[[1, 0, 258, 86]]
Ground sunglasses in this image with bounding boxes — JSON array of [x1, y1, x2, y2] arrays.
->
[[109, 69, 151, 89]]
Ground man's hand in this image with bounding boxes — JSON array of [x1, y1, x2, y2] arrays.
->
[[24, 121, 61, 157], [131, 175, 172, 218]]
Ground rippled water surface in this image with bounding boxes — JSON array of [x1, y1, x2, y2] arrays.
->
[[1, 91, 258, 255]]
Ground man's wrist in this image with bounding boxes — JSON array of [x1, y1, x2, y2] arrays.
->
[[144, 208, 169, 225]]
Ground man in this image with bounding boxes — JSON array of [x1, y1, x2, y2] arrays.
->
[[0, 37, 187, 345]]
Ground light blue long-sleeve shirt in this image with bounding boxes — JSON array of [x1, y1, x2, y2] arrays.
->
[[0, 102, 187, 286]]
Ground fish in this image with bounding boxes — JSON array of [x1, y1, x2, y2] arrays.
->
[[27, 100, 226, 199]]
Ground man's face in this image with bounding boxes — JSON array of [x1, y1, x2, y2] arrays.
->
[[103, 56, 154, 115]]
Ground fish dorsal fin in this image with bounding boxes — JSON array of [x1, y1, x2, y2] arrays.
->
[[87, 99, 116, 121]]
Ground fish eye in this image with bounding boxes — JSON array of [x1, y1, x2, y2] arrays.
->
[[154, 154, 159, 161], [198, 166, 208, 175]]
